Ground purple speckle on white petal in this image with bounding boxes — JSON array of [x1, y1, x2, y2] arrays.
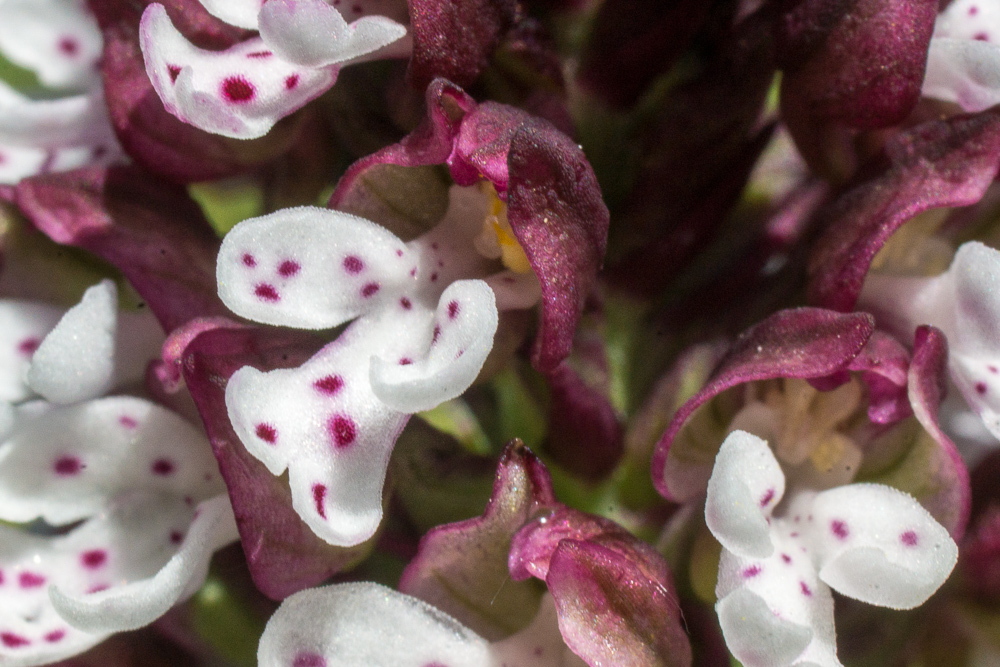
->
[[361, 283, 379, 298], [1, 633, 29, 648], [256, 423, 278, 444], [760, 488, 775, 507], [242, 253, 256, 267], [800, 581, 812, 596], [328, 415, 357, 449], [17, 338, 40, 357], [447, 301, 460, 319], [278, 260, 301, 277], [901, 530, 919, 547], [781, 553, 792, 564], [222, 76, 255, 103], [399, 358, 412, 365], [400, 297, 412, 310], [43, 630, 65, 643], [312, 484, 327, 519], [54, 456, 82, 476], [58, 37, 79, 56], [343, 255, 364, 274], [313, 375, 344, 396], [81, 550, 107, 569], [152, 458, 175, 475], [293, 653, 327, 667], [831, 520, 849, 540], [119, 415, 138, 429], [168, 65, 181, 83], [19, 572, 45, 588], [977, 382, 988, 395], [255, 284, 280, 302], [246, 50, 272, 58], [742, 565, 761, 578], [285, 74, 299, 90]]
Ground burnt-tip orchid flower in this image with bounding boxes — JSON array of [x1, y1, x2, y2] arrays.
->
[[0, 280, 238, 666], [706, 430, 958, 667], [216, 81, 606, 549], [860, 242, 1000, 443], [139, 0, 408, 139], [0, 0, 123, 184], [216, 184, 531, 547]]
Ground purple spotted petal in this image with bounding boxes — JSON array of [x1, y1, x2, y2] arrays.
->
[[182, 325, 373, 600], [652, 308, 875, 502], [808, 107, 1000, 312], [140, 4, 338, 140], [0, 397, 236, 665], [332, 79, 609, 373], [545, 541, 691, 667], [14, 166, 227, 331], [90, 0, 297, 182], [407, 0, 515, 88], [777, 0, 937, 132], [399, 442, 556, 640], [908, 325, 972, 538]]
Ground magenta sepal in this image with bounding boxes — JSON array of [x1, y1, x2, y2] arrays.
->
[[908, 325, 972, 539], [398, 441, 556, 640], [652, 307, 875, 502], [808, 107, 1000, 312], [181, 325, 376, 600], [14, 165, 227, 332], [407, 0, 515, 88], [332, 79, 608, 373], [509, 505, 692, 667]]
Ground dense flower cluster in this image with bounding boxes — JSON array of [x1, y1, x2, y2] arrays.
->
[[4, 0, 1000, 665]]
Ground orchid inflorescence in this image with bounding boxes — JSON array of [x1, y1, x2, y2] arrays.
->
[[4, 0, 1000, 665]]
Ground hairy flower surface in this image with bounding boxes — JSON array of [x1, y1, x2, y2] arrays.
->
[[706, 430, 957, 667], [0, 0, 123, 184], [139, 0, 408, 139]]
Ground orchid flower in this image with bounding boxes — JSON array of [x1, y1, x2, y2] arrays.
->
[[216, 184, 541, 546], [139, 0, 408, 139], [922, 0, 1000, 112], [0, 280, 238, 666], [0, 0, 123, 184], [860, 241, 1000, 443], [706, 430, 957, 667], [258, 584, 585, 667]]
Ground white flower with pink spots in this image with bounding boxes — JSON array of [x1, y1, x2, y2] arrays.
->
[[0, 281, 238, 666], [923, 0, 1000, 111], [216, 185, 540, 547], [706, 431, 958, 667], [139, 0, 409, 139]]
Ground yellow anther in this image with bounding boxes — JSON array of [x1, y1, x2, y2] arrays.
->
[[475, 184, 534, 274]]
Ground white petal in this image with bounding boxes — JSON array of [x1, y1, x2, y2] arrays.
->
[[0, 397, 222, 525], [934, 0, 1000, 42], [258, 582, 494, 667], [258, 0, 406, 68], [810, 484, 958, 609], [0, 300, 64, 402], [27, 280, 118, 404], [923, 38, 1000, 112], [491, 595, 587, 667], [0, 0, 102, 88], [0, 86, 113, 148], [370, 279, 497, 413], [50, 494, 238, 633], [217, 206, 413, 329], [484, 270, 542, 311], [196, 0, 262, 29], [140, 3, 337, 140], [715, 588, 815, 667], [225, 316, 412, 546], [706, 430, 785, 559]]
